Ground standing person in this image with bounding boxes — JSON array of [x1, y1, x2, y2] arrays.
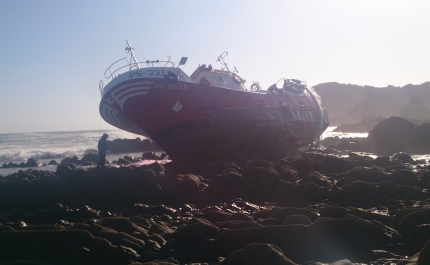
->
[[97, 133, 108, 169]]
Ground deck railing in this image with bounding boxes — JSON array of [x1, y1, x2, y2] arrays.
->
[[99, 56, 176, 95]]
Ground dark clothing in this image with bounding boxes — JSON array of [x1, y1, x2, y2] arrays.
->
[[97, 136, 108, 169], [98, 137, 107, 154]]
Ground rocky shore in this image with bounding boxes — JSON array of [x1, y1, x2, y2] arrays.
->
[[323, 116, 430, 156], [1, 148, 430, 265]]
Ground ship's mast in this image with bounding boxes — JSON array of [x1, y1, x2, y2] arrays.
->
[[125, 40, 140, 70], [216, 51, 231, 72]]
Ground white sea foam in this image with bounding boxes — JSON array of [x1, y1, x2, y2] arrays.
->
[[322, 126, 368, 139]]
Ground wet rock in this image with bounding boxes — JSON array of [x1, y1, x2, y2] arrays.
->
[[81, 153, 99, 164], [320, 155, 356, 174], [8, 209, 27, 222], [308, 218, 393, 262], [221, 243, 296, 265], [48, 160, 58, 165], [391, 208, 425, 229], [118, 158, 131, 165], [55, 164, 71, 175], [301, 150, 325, 162], [0, 225, 14, 231], [124, 155, 136, 162], [1, 162, 20, 168], [344, 166, 389, 182], [348, 208, 392, 226], [209, 170, 244, 201], [275, 181, 302, 206], [172, 222, 218, 242], [99, 229, 145, 249], [299, 170, 332, 187], [397, 209, 430, 233], [168, 174, 202, 203], [148, 222, 174, 235], [242, 166, 280, 201], [418, 239, 430, 265], [91, 237, 115, 254], [142, 152, 161, 160], [260, 218, 277, 226], [320, 206, 350, 219], [390, 169, 419, 186], [106, 137, 153, 153], [25, 158, 43, 167], [418, 170, 430, 188], [129, 216, 151, 227], [61, 156, 81, 165], [216, 221, 263, 229], [283, 215, 312, 225], [371, 156, 391, 167], [278, 165, 298, 182], [101, 217, 138, 234], [300, 181, 327, 203], [292, 157, 316, 177], [240, 243, 297, 265], [129, 261, 178, 265], [227, 212, 253, 222], [272, 207, 319, 224], [368, 117, 417, 155], [0, 229, 94, 250], [393, 152, 416, 165], [245, 159, 277, 173], [203, 210, 232, 223], [130, 169, 163, 204]]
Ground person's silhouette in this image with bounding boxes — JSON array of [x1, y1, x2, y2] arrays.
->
[[97, 133, 108, 169]]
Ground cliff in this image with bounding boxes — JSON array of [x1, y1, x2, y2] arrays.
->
[[314, 82, 430, 126]]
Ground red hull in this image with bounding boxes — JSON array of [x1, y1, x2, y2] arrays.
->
[[100, 76, 328, 161]]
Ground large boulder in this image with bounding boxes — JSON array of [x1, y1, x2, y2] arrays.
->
[[368, 116, 416, 155], [61, 156, 81, 165], [80, 153, 99, 164], [343, 166, 389, 183], [209, 170, 244, 201], [106, 138, 153, 153], [168, 174, 202, 203], [24, 158, 43, 167], [242, 167, 280, 202]]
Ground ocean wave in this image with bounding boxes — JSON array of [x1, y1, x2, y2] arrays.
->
[[0, 149, 95, 164]]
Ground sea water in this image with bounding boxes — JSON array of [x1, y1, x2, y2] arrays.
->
[[322, 126, 430, 163], [0, 127, 428, 176], [0, 129, 145, 176]]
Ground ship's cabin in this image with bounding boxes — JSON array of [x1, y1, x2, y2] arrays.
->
[[190, 64, 245, 90]]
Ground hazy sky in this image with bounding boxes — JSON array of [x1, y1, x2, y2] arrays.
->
[[0, 0, 429, 134]]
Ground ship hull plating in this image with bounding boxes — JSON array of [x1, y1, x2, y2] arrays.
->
[[100, 77, 328, 161]]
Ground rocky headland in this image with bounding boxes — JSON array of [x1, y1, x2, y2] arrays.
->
[[314, 82, 430, 126]]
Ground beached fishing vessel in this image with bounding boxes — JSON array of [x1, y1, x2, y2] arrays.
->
[[99, 41, 329, 161]]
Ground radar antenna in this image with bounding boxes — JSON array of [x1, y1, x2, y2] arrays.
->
[[125, 40, 140, 71], [216, 51, 231, 73]]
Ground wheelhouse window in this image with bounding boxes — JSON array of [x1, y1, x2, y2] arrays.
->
[[200, 77, 210, 85]]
